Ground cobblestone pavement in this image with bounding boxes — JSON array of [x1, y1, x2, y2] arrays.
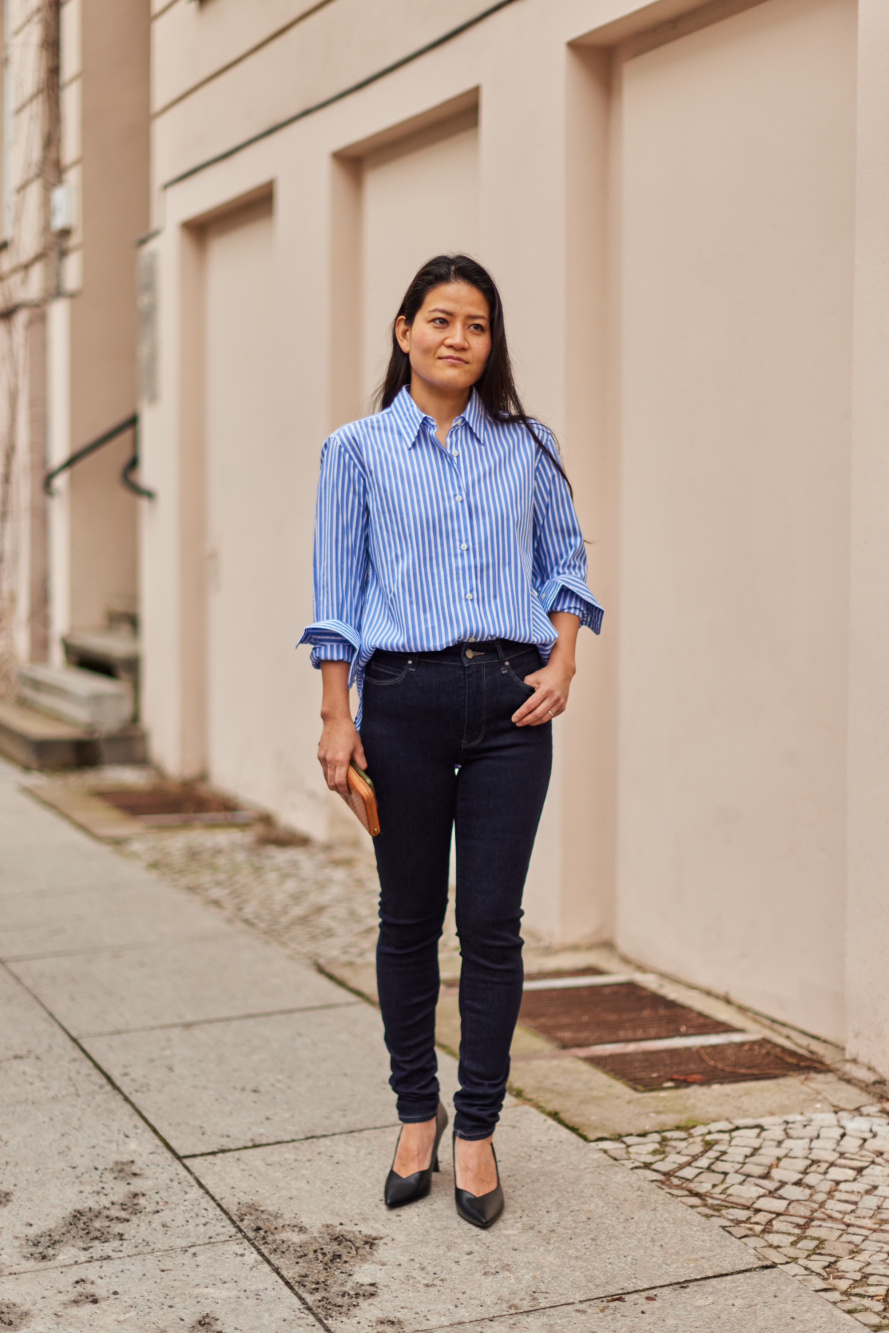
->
[[592, 1109, 889, 1329], [116, 824, 463, 972]]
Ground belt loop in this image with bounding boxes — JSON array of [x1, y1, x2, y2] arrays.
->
[[495, 639, 508, 673]]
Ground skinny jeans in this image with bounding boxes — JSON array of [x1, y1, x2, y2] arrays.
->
[[360, 639, 552, 1141]]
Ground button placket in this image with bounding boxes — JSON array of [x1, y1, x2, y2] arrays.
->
[[448, 426, 475, 620]]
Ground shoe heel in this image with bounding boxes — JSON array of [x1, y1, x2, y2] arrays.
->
[[384, 1102, 448, 1209]]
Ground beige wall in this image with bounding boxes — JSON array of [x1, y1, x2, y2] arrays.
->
[[845, 0, 889, 1073], [201, 193, 303, 814], [141, 0, 889, 1069], [360, 116, 480, 407], [614, 0, 856, 1039], [0, 0, 53, 678], [65, 0, 150, 633]]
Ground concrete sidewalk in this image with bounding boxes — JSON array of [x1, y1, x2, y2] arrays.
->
[[0, 755, 862, 1331]]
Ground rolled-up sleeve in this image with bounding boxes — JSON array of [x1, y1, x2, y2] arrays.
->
[[297, 434, 368, 670], [532, 435, 604, 635]]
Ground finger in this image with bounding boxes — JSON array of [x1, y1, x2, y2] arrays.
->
[[511, 689, 543, 725], [513, 694, 560, 726], [516, 697, 561, 727], [354, 742, 368, 771], [333, 762, 351, 796], [522, 704, 559, 727]]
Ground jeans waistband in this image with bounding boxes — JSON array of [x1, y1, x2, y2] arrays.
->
[[370, 639, 538, 666]]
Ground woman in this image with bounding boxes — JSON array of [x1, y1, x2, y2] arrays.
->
[[300, 254, 602, 1229]]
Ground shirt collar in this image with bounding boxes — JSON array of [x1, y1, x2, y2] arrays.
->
[[388, 385, 488, 449]]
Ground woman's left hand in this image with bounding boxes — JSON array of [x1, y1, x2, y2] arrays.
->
[[511, 659, 575, 727]]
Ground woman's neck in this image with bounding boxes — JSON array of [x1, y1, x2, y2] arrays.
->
[[409, 379, 471, 447]]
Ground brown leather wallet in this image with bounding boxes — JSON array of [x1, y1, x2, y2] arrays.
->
[[341, 762, 381, 837]]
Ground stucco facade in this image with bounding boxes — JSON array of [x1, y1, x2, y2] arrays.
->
[[134, 0, 888, 1068], [0, 0, 149, 683]]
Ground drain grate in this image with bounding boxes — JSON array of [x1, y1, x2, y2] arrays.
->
[[589, 1038, 827, 1091], [94, 782, 257, 827], [518, 981, 735, 1048], [517, 970, 828, 1091]]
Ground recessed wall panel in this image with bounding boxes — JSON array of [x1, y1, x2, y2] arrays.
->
[[360, 122, 479, 408], [616, 0, 856, 1038], [203, 196, 286, 808]]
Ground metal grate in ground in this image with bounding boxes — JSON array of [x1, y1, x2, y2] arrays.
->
[[519, 979, 736, 1047], [95, 781, 257, 827], [518, 970, 827, 1090], [591, 1036, 827, 1090]]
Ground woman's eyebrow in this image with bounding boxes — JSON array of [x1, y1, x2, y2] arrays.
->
[[428, 306, 488, 320]]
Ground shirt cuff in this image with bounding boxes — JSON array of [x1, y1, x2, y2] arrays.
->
[[297, 619, 361, 669], [548, 589, 590, 620], [538, 577, 604, 635]]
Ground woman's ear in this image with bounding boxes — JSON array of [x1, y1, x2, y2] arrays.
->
[[395, 315, 411, 355]]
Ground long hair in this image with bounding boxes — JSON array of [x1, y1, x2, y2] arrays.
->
[[375, 254, 572, 492]]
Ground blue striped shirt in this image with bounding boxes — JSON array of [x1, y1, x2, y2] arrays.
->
[[298, 385, 603, 722]]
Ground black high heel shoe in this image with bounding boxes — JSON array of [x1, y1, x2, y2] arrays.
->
[[384, 1102, 448, 1209], [453, 1130, 504, 1229]]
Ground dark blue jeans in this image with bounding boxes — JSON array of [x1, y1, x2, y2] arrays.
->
[[360, 639, 553, 1141]]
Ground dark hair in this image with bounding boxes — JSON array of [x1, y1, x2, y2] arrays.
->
[[375, 254, 572, 492]]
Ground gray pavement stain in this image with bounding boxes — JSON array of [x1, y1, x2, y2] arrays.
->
[[188, 1316, 226, 1332], [21, 1186, 146, 1263], [65, 1276, 104, 1306], [107, 1159, 144, 1184], [0, 1301, 31, 1328], [235, 1200, 382, 1319], [0, 1193, 12, 1209]]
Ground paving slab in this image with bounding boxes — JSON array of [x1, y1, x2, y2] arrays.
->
[[0, 1238, 317, 1331], [0, 790, 116, 845], [0, 834, 154, 896], [193, 1104, 760, 1331], [0, 965, 68, 1060], [0, 880, 234, 961], [0, 1067, 230, 1275], [0, 775, 155, 896], [0, 1035, 99, 1112], [9, 930, 354, 1034], [434, 1268, 861, 1331], [84, 1003, 405, 1156]]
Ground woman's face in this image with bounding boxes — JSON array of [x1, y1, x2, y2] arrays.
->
[[396, 282, 492, 397]]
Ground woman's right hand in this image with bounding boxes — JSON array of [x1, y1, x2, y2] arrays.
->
[[318, 716, 367, 797]]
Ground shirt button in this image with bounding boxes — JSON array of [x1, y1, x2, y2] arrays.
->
[[453, 450, 460, 458], [455, 495, 463, 503], [461, 543, 468, 551], [466, 593, 473, 600]]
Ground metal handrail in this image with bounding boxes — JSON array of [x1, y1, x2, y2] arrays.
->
[[44, 413, 156, 499]]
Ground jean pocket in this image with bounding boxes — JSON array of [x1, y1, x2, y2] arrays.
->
[[503, 652, 540, 693], [364, 658, 410, 687]]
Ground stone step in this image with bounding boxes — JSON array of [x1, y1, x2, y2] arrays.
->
[[0, 700, 147, 770], [18, 663, 134, 731], [62, 628, 139, 683]]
